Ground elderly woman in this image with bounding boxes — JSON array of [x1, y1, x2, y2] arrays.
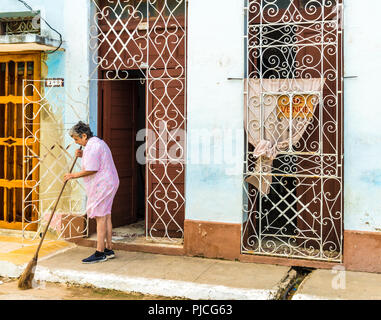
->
[[64, 121, 119, 264]]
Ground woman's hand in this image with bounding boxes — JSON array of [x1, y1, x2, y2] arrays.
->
[[75, 149, 83, 158], [64, 173, 76, 182], [64, 171, 96, 182]]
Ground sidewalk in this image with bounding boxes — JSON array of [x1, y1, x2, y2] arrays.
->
[[0, 235, 75, 278], [293, 269, 381, 300], [0, 236, 381, 300]]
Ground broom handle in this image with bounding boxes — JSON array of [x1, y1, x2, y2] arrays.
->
[[34, 146, 83, 259]]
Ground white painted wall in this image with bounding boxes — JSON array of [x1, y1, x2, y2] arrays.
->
[[343, 0, 381, 232], [185, 0, 245, 223], [62, 0, 90, 131]]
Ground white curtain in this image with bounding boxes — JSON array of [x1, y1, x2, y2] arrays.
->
[[244, 78, 323, 195]]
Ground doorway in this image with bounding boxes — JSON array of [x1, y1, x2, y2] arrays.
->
[[98, 72, 146, 240]]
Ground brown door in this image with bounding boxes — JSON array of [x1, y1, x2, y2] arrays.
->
[[100, 80, 138, 228]]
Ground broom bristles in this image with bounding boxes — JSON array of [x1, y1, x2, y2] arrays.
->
[[17, 257, 37, 290]]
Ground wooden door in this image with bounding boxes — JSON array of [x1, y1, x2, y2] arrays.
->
[[0, 53, 40, 231], [101, 80, 138, 228]]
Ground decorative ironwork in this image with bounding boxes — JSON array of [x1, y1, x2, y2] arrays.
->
[[89, 0, 186, 80], [1, 17, 40, 35], [242, 0, 343, 262], [90, 0, 187, 243], [22, 80, 89, 241]]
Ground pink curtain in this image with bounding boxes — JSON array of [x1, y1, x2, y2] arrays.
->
[[244, 78, 323, 195]]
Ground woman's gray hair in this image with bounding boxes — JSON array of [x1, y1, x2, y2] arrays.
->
[[69, 121, 94, 139]]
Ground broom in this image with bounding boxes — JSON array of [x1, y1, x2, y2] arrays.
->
[[18, 146, 82, 289]]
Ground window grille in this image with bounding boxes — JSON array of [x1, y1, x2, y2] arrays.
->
[[0, 12, 40, 36]]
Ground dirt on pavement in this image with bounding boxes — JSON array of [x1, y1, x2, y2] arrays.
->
[[0, 277, 187, 300]]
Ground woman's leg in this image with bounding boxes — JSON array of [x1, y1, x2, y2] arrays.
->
[[105, 214, 113, 250], [96, 216, 106, 252]]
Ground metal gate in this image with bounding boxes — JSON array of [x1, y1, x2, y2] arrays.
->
[[242, 0, 343, 261], [89, 0, 187, 242], [22, 79, 89, 240]]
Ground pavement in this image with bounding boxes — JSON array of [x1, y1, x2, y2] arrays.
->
[[0, 235, 381, 300]]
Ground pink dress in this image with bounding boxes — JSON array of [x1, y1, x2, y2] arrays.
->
[[81, 136, 119, 218]]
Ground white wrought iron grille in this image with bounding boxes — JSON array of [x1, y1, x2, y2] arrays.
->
[[89, 0, 187, 243], [22, 80, 89, 241], [242, 0, 343, 261]]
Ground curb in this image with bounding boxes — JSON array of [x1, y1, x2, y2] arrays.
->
[[33, 266, 275, 300]]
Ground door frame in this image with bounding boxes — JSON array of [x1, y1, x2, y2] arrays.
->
[[97, 78, 139, 228]]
